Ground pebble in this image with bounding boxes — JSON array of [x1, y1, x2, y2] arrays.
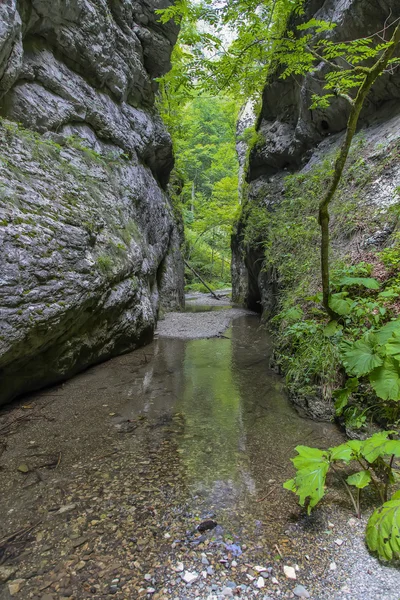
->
[[335, 539, 344, 546], [293, 585, 310, 598], [330, 562, 337, 571], [284, 566, 296, 580], [222, 587, 233, 597], [256, 576, 265, 588], [207, 566, 214, 576], [182, 571, 198, 584], [144, 574, 152, 581], [0, 567, 17, 583], [8, 580, 23, 596]]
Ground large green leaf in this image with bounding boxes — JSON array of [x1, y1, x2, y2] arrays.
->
[[375, 319, 400, 345], [346, 470, 371, 489], [329, 293, 352, 316], [385, 332, 400, 361], [360, 431, 393, 463], [333, 378, 359, 415], [329, 442, 354, 463], [342, 335, 383, 377], [369, 358, 400, 401], [366, 494, 400, 560], [336, 276, 380, 290], [288, 446, 330, 513]]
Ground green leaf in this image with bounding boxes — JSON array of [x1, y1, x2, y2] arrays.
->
[[375, 319, 400, 344], [284, 307, 304, 323], [283, 478, 296, 492], [336, 276, 380, 290], [385, 332, 400, 361], [329, 442, 354, 463], [289, 446, 330, 513], [324, 320, 341, 337], [346, 470, 371, 489], [342, 335, 383, 377], [333, 377, 359, 415], [360, 431, 392, 463], [383, 440, 400, 458], [369, 358, 400, 401], [366, 496, 400, 560], [329, 293, 352, 316], [347, 440, 363, 455]]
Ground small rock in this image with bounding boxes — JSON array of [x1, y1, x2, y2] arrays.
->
[[201, 555, 209, 566], [182, 571, 198, 584], [231, 560, 237, 568], [147, 588, 155, 595], [328, 522, 334, 528], [293, 585, 310, 598], [334, 539, 344, 547], [329, 562, 337, 571], [175, 562, 184, 572], [58, 504, 76, 514], [0, 567, 17, 583], [206, 566, 214, 576], [222, 587, 233, 597], [272, 577, 279, 585], [8, 580, 24, 596], [197, 520, 217, 532], [144, 574, 152, 581], [284, 566, 296, 580], [256, 577, 265, 589]]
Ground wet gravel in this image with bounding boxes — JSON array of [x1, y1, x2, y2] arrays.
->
[[0, 298, 399, 599]]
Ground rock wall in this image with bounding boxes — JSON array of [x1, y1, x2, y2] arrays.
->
[[0, 0, 184, 405], [233, 0, 400, 313]]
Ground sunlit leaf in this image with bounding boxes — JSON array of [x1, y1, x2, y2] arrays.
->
[[366, 495, 400, 560], [346, 470, 371, 489]]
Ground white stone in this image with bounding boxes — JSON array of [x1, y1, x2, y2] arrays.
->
[[293, 584, 310, 598], [144, 574, 152, 581], [330, 562, 337, 571], [283, 566, 296, 580], [272, 577, 279, 585], [175, 562, 184, 572], [256, 576, 265, 589], [334, 539, 344, 546], [182, 571, 198, 584]]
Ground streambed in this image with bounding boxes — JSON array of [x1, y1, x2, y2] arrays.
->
[[0, 298, 399, 599]]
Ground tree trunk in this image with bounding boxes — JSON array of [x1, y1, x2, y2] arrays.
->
[[319, 22, 400, 317]]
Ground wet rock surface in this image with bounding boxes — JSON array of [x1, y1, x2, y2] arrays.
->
[[0, 307, 399, 599], [0, 0, 184, 406]]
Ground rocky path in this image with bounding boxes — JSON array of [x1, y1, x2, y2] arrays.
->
[[0, 297, 399, 600]]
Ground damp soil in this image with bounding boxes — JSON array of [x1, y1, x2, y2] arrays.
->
[[0, 297, 399, 600]]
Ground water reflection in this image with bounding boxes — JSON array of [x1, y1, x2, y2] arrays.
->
[[163, 316, 343, 514]]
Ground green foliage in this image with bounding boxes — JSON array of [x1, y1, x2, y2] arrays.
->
[[284, 433, 400, 559], [159, 90, 240, 287], [366, 491, 400, 561]]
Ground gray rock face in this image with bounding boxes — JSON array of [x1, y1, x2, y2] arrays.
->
[[0, 1, 184, 405], [247, 0, 400, 182], [233, 0, 400, 418]]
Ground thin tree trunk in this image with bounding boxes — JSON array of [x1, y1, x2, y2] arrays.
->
[[184, 260, 221, 300], [319, 22, 400, 317]]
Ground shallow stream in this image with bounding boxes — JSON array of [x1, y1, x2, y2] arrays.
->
[[0, 303, 399, 599]]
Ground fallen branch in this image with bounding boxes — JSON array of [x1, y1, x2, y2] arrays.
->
[[0, 520, 42, 548], [184, 260, 221, 300]]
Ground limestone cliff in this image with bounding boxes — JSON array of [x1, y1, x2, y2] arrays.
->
[[232, 0, 400, 418], [0, 0, 184, 405], [233, 0, 400, 312]]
